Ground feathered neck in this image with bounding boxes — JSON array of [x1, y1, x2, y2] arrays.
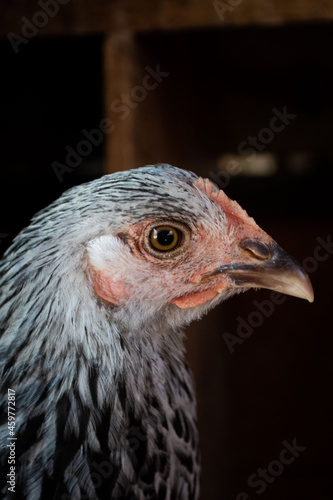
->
[[0, 235, 187, 397]]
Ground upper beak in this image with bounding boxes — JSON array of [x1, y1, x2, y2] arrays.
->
[[213, 240, 314, 303]]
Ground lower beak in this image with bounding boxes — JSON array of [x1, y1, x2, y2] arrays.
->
[[215, 241, 314, 302]]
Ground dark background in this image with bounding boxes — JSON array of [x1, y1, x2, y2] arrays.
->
[[1, 3, 333, 499]]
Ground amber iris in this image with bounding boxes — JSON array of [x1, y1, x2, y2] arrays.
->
[[149, 226, 180, 252]]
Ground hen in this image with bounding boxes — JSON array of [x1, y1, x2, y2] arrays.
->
[[0, 164, 313, 500]]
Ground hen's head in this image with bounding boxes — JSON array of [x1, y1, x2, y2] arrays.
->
[[3, 164, 312, 337], [80, 164, 313, 329]]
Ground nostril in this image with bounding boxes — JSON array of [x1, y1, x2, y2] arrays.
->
[[241, 239, 272, 260]]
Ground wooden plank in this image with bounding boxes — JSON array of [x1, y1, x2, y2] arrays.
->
[[3, 0, 333, 41], [103, 31, 140, 172]]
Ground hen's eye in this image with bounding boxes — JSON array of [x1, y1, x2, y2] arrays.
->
[[149, 226, 180, 252], [142, 221, 191, 258]]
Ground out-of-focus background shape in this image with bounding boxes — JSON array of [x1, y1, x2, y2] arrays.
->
[[1, 1, 333, 498]]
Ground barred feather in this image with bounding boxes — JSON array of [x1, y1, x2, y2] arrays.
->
[[0, 163, 313, 499], [0, 165, 215, 500]]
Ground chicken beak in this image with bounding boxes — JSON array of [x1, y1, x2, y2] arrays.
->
[[216, 240, 314, 302]]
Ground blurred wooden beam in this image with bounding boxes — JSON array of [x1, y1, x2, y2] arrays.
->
[[3, 0, 333, 39], [103, 31, 140, 172], [103, 31, 172, 174]]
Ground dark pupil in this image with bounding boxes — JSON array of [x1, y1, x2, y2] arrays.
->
[[157, 229, 175, 247]]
